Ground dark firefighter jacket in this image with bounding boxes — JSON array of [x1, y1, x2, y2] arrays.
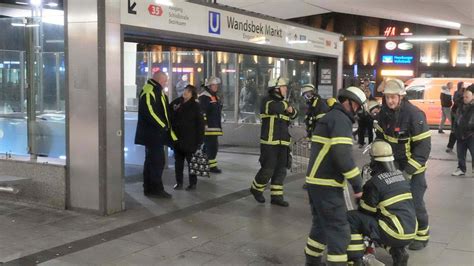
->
[[359, 170, 417, 241], [198, 88, 223, 136], [135, 79, 177, 147], [374, 100, 431, 175], [306, 103, 362, 193], [304, 95, 330, 137], [259, 92, 298, 146]]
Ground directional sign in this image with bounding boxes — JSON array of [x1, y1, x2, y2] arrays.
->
[[128, 0, 137, 15]]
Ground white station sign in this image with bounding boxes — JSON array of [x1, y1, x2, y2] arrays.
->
[[121, 0, 342, 57]]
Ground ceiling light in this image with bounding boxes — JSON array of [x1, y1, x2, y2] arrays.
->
[[405, 37, 447, 42], [45, 2, 58, 7], [15, 1, 29, 5], [155, 0, 173, 6], [30, 0, 42, 7]]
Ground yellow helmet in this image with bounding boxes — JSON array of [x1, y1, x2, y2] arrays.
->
[[370, 140, 394, 162], [326, 97, 337, 107], [268, 77, 289, 88], [383, 79, 406, 96]]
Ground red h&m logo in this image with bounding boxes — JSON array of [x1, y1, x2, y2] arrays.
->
[[384, 27, 396, 37]]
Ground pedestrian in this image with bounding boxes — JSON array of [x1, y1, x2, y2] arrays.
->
[[374, 78, 431, 250], [199, 76, 224, 173], [438, 82, 453, 133], [446, 82, 465, 152], [171, 85, 205, 190], [135, 71, 177, 198], [304, 86, 366, 266], [451, 85, 474, 176], [250, 77, 298, 207]]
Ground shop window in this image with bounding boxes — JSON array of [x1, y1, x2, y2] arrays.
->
[[406, 86, 425, 100]]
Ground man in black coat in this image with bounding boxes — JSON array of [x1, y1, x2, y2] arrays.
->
[[170, 85, 205, 190], [451, 85, 474, 176], [135, 71, 177, 198]]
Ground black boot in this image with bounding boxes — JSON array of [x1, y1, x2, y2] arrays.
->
[[271, 197, 289, 207], [408, 240, 427, 250], [305, 254, 325, 266], [351, 258, 364, 266], [390, 247, 409, 266], [173, 183, 183, 190], [185, 184, 196, 191], [210, 167, 222, 174], [250, 188, 265, 203]]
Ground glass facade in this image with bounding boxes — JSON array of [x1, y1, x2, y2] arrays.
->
[[123, 45, 318, 165], [0, 15, 65, 158]]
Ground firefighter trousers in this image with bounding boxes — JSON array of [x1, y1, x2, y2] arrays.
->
[[251, 145, 288, 199], [204, 135, 219, 168], [410, 171, 430, 243], [347, 210, 412, 262], [305, 185, 350, 266]]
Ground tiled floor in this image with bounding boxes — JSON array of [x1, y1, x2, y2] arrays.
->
[[1, 130, 473, 265]]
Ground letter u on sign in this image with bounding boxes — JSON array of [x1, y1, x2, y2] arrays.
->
[[209, 11, 221, 34]]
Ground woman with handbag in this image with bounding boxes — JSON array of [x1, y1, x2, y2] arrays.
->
[[170, 85, 205, 190]]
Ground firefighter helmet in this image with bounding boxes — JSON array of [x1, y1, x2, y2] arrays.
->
[[368, 100, 381, 112], [327, 97, 337, 107], [383, 79, 406, 96], [370, 140, 394, 162], [300, 84, 316, 96], [268, 77, 289, 88], [205, 76, 221, 86], [337, 86, 367, 107]]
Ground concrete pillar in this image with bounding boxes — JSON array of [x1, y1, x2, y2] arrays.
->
[[66, 0, 124, 214]]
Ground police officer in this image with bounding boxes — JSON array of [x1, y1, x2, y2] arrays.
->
[[305, 87, 366, 266], [250, 77, 298, 207], [301, 84, 329, 138], [374, 79, 431, 250], [347, 140, 417, 266], [135, 71, 177, 198], [199, 76, 224, 173]]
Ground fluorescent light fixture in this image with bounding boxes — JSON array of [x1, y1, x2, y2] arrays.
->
[[405, 37, 447, 42], [59, 155, 66, 160], [30, 0, 42, 7], [15, 1, 29, 5], [155, 0, 173, 6], [26, 24, 40, 27], [381, 69, 414, 77], [288, 40, 308, 44], [45, 1, 58, 7], [11, 23, 26, 27]]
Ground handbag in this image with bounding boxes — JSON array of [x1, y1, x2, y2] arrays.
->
[[190, 149, 210, 178]]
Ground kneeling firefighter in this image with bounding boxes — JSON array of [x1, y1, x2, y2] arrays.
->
[[250, 77, 298, 207], [347, 140, 417, 266]]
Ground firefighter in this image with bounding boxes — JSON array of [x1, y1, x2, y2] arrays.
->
[[199, 76, 224, 173], [374, 78, 431, 251], [305, 86, 366, 266], [347, 140, 417, 266], [301, 84, 329, 138], [250, 77, 298, 207], [367, 100, 382, 118]]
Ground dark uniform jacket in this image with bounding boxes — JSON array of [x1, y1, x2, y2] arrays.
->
[[306, 103, 362, 193], [454, 102, 474, 140], [304, 95, 330, 137], [198, 89, 223, 136], [259, 92, 298, 146], [374, 100, 431, 175], [359, 170, 417, 241], [170, 97, 205, 153], [440, 91, 453, 108], [135, 79, 177, 147]]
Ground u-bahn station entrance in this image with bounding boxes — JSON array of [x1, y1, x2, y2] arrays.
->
[[0, 0, 472, 264]]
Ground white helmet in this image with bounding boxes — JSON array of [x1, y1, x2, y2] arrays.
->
[[370, 140, 394, 162], [367, 100, 381, 112], [300, 84, 316, 96], [383, 79, 406, 96], [205, 76, 221, 86], [337, 86, 367, 107], [268, 77, 289, 88]]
